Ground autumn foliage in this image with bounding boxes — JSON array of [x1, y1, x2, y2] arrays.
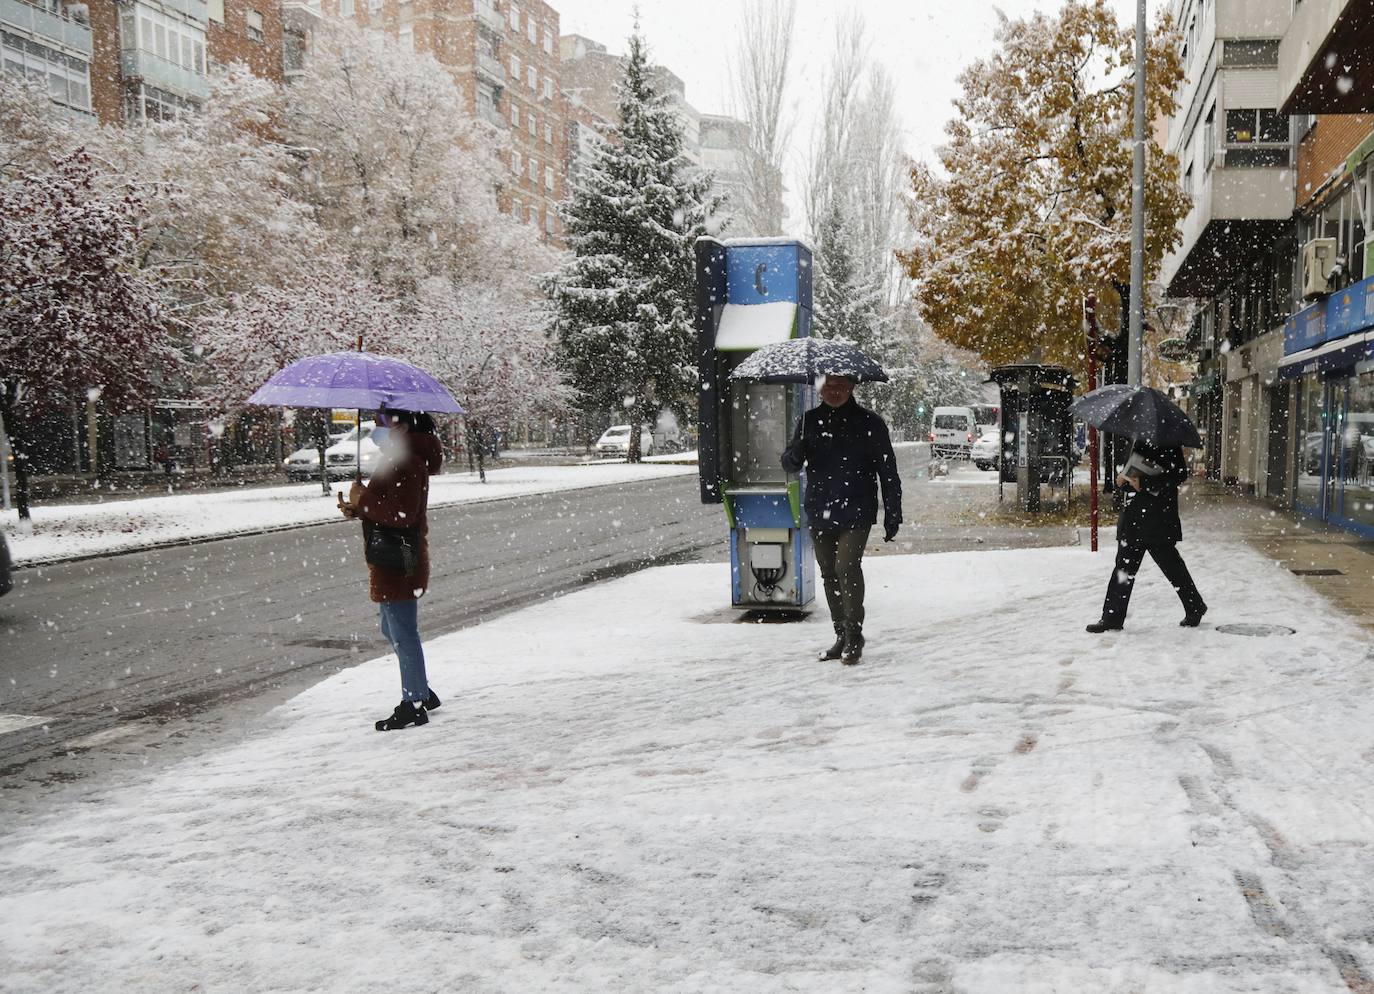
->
[[900, 0, 1191, 373]]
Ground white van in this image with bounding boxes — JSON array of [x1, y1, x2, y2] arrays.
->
[[929, 406, 977, 458]]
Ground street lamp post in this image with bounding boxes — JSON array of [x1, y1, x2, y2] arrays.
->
[[1128, 0, 1147, 387]]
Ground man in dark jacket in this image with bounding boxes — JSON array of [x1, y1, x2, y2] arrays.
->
[[782, 374, 902, 665], [1087, 439, 1206, 632]]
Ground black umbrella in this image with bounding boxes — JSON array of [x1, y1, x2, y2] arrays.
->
[[1070, 384, 1203, 448], [727, 337, 889, 384]]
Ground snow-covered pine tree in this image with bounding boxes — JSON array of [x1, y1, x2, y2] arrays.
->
[[548, 27, 716, 462], [812, 194, 886, 355]]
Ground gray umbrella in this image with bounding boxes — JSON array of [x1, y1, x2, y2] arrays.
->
[[728, 337, 889, 384], [1070, 384, 1203, 448]]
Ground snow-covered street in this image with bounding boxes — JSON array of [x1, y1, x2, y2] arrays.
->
[[4, 535, 1371, 993], [1, 461, 696, 565]]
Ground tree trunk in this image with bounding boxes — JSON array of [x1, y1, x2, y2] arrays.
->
[[1, 385, 33, 521]]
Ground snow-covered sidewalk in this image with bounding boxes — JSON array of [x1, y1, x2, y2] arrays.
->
[[2, 461, 696, 565], [4, 535, 1373, 992]]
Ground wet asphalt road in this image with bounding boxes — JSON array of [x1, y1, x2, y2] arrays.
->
[[0, 473, 727, 790]]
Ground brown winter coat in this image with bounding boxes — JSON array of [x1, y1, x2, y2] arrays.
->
[[357, 433, 443, 603]]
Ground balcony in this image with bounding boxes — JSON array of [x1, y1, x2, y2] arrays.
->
[[282, 0, 322, 31], [1278, 0, 1374, 113], [120, 49, 209, 101], [475, 49, 504, 87], [1162, 160, 1295, 298], [152, 0, 209, 26], [0, 0, 92, 55], [474, 1, 502, 33]]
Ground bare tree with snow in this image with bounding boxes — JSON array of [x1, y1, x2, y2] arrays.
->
[[730, 0, 795, 236]]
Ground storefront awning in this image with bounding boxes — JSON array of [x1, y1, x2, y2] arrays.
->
[[1277, 331, 1374, 380]]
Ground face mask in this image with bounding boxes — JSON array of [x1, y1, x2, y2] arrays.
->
[[371, 425, 391, 448]]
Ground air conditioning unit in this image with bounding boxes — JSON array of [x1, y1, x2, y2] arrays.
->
[[1301, 238, 1338, 300], [65, 2, 89, 21]]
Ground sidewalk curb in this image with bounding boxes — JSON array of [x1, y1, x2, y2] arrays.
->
[[9, 473, 691, 571]]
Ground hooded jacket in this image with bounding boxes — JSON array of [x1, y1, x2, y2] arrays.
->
[[357, 432, 444, 602], [781, 397, 902, 532]]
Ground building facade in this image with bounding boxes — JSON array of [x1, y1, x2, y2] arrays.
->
[[1272, 0, 1374, 538], [1161, 0, 1296, 497]]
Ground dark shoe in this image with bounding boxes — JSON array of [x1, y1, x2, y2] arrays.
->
[[818, 628, 845, 661], [375, 701, 428, 731], [1085, 621, 1123, 634], [423, 690, 442, 711], [840, 625, 864, 666], [1180, 604, 1208, 628]]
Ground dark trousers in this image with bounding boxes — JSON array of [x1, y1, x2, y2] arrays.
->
[[811, 526, 870, 634], [1101, 539, 1205, 625]]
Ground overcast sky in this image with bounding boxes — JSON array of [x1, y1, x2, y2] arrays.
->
[[557, 0, 1140, 234]]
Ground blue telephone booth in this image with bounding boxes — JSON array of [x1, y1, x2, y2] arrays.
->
[[694, 237, 816, 611]]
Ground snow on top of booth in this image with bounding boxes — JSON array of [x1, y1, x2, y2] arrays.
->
[[714, 301, 798, 351]]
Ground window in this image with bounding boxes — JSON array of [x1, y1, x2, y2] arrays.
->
[[542, 27, 552, 55], [1183, 162, 1194, 196], [1, 32, 92, 112], [508, 3, 519, 29], [529, 157, 537, 182], [526, 17, 535, 43], [1223, 109, 1290, 167], [509, 53, 519, 79], [511, 150, 520, 174], [1203, 106, 1216, 170], [340, 0, 354, 15], [526, 65, 535, 89], [542, 76, 552, 100], [246, 9, 263, 42], [543, 122, 552, 144], [398, 25, 413, 50], [368, 0, 381, 14], [509, 102, 518, 126], [528, 113, 536, 136], [544, 165, 553, 190]]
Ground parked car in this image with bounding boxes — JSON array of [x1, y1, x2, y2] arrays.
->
[[929, 406, 976, 458], [596, 424, 653, 458], [970, 429, 1000, 471], [284, 422, 380, 481], [0, 529, 11, 598]]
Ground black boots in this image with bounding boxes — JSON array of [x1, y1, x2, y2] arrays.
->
[[375, 700, 428, 731], [819, 626, 845, 661], [423, 690, 442, 710], [1085, 620, 1123, 634], [1180, 604, 1208, 628], [840, 626, 864, 666]]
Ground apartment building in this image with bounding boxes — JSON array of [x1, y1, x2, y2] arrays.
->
[[1271, 0, 1374, 538], [1161, 0, 1296, 495], [305, 0, 563, 237]]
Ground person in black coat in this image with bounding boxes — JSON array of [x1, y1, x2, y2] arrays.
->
[[1087, 439, 1207, 633], [782, 374, 902, 665]]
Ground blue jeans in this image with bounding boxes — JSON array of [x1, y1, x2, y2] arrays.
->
[[379, 600, 429, 702]]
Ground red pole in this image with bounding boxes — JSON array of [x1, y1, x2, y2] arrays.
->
[[1085, 294, 1100, 552]]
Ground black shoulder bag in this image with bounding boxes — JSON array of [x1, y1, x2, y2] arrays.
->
[[364, 523, 421, 577]]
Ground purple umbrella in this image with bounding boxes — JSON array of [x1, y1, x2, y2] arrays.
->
[[246, 351, 464, 414]]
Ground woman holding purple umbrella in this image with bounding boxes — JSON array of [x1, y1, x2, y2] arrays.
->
[[339, 408, 445, 731]]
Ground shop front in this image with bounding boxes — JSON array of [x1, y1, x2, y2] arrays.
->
[[1279, 274, 1374, 537]]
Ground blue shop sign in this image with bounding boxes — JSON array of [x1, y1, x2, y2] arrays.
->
[[1285, 273, 1374, 354]]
